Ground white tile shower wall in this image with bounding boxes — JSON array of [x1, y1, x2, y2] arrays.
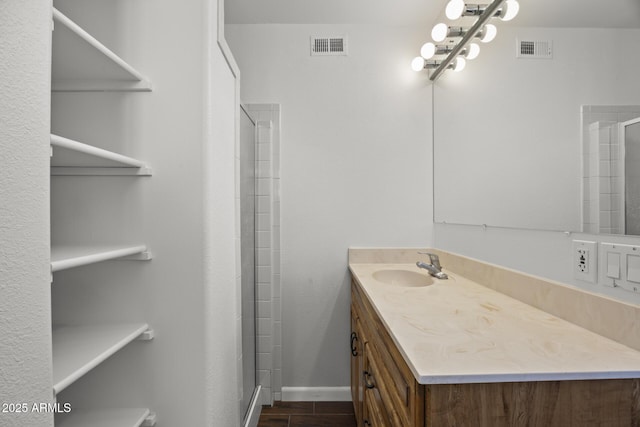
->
[[583, 122, 599, 233], [582, 106, 640, 235], [247, 104, 282, 405], [598, 122, 615, 232]]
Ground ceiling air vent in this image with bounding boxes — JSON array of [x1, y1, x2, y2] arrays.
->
[[310, 36, 348, 56], [516, 39, 553, 59]]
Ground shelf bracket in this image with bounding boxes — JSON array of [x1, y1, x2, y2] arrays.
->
[[142, 412, 157, 427], [137, 328, 155, 341], [120, 251, 153, 261]]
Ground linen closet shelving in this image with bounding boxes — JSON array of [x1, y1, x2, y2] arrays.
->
[[50, 7, 156, 427]]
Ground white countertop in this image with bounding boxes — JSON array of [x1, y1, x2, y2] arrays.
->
[[350, 262, 640, 385]]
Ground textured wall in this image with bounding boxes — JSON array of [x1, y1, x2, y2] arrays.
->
[[0, 1, 54, 426]]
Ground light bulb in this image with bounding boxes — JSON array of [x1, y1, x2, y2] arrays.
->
[[445, 0, 465, 20], [411, 56, 425, 72], [420, 42, 436, 59], [453, 57, 466, 72], [500, 0, 520, 21], [479, 24, 497, 43], [432, 23, 449, 43], [465, 43, 480, 60]]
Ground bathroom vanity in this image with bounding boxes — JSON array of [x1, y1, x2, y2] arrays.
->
[[349, 249, 640, 426]]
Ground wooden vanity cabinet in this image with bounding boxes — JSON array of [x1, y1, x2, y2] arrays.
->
[[351, 279, 424, 427], [351, 277, 640, 427]]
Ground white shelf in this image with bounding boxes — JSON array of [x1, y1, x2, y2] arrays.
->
[[57, 408, 155, 427], [52, 323, 150, 394], [51, 134, 152, 176], [51, 245, 151, 273], [52, 8, 152, 92]]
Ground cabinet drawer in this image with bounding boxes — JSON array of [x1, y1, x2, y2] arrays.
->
[[367, 340, 411, 426], [364, 387, 393, 427], [364, 342, 402, 426]]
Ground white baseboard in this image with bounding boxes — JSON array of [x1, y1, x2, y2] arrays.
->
[[281, 386, 351, 402], [243, 385, 263, 427]]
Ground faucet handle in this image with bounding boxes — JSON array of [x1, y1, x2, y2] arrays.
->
[[428, 253, 442, 270], [418, 251, 442, 270]]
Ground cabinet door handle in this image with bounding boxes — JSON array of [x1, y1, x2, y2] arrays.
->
[[363, 370, 375, 389], [350, 332, 359, 356]]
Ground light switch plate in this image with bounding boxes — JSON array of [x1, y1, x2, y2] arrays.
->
[[600, 243, 620, 288], [600, 243, 640, 292], [627, 254, 640, 284], [607, 252, 621, 279], [573, 240, 597, 283]]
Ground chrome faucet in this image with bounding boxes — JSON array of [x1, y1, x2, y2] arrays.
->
[[416, 252, 448, 280]]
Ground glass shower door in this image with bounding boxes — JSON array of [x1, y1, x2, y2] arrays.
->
[[240, 106, 257, 421]]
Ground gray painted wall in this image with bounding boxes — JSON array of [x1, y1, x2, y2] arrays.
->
[[226, 24, 433, 390]]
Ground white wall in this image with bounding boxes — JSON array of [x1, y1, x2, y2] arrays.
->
[[206, 3, 243, 424], [226, 24, 433, 390], [205, 31, 242, 425], [0, 2, 54, 426], [435, 27, 640, 306]]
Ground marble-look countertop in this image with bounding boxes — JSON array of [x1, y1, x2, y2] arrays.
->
[[350, 262, 640, 385]]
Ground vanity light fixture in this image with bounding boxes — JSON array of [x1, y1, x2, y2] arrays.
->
[[431, 24, 484, 42], [445, 0, 520, 21], [452, 56, 466, 72], [420, 42, 452, 59], [431, 23, 450, 42], [431, 24, 497, 44], [412, 0, 517, 81], [478, 24, 497, 43], [465, 42, 481, 59], [445, 0, 466, 20], [411, 56, 466, 72], [411, 56, 429, 72], [496, 0, 519, 21], [420, 42, 480, 60]]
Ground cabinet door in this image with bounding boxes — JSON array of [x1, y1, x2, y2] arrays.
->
[[351, 306, 365, 423], [362, 343, 395, 427]]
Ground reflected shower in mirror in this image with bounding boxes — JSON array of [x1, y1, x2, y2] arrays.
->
[[583, 109, 640, 235]]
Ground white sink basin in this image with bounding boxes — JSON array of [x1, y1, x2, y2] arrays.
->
[[372, 269, 433, 287]]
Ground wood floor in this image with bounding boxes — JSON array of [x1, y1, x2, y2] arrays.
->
[[257, 401, 357, 427]]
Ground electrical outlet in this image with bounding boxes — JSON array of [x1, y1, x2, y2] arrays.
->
[[577, 248, 589, 272], [573, 240, 597, 283]]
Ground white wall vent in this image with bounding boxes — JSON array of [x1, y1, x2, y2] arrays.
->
[[310, 36, 348, 56], [516, 39, 553, 59]]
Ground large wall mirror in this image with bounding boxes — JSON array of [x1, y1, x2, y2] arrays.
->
[[433, 0, 640, 234]]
